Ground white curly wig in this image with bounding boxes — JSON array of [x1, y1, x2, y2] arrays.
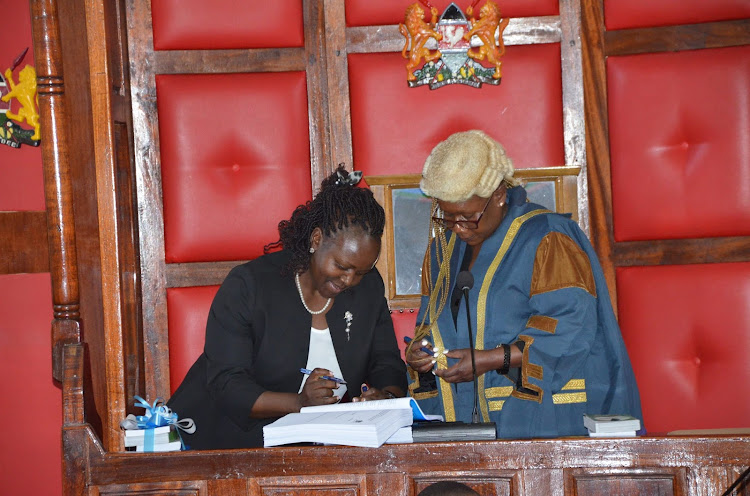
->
[[420, 130, 517, 202]]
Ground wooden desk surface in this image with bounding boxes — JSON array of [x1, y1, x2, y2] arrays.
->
[[66, 424, 750, 496]]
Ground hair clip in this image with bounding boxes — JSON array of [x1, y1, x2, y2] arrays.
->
[[335, 169, 363, 186]]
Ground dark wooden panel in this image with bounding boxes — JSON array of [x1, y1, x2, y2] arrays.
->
[[614, 237, 750, 267], [30, 0, 84, 387], [0, 211, 50, 274], [581, 0, 619, 308], [153, 48, 306, 75], [605, 19, 750, 57], [566, 467, 686, 496], [303, 0, 333, 187], [127, 0, 171, 401], [256, 474, 365, 496], [165, 261, 244, 288], [93, 480, 207, 495], [411, 470, 516, 496]]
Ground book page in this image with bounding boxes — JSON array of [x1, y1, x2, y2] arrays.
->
[[300, 397, 443, 421]]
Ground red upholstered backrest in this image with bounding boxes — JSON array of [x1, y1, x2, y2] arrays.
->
[[167, 286, 219, 395], [617, 263, 750, 434], [608, 45, 750, 242], [152, 0, 304, 50], [157, 72, 312, 263], [348, 44, 565, 176], [608, 43, 750, 432], [603, 0, 750, 30]]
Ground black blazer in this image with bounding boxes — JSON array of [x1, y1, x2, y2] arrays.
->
[[168, 250, 407, 449]]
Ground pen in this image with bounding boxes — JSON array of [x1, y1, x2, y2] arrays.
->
[[300, 368, 347, 385], [403, 336, 437, 357]]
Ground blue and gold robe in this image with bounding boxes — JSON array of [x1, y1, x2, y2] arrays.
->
[[409, 186, 642, 437]]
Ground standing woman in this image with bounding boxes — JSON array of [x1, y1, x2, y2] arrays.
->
[[169, 166, 406, 449], [406, 130, 641, 438]]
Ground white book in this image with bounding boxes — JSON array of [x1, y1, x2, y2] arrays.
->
[[300, 397, 443, 422], [588, 430, 637, 438], [263, 408, 413, 448], [583, 414, 641, 433], [385, 425, 413, 444], [123, 426, 179, 448], [134, 440, 183, 452]]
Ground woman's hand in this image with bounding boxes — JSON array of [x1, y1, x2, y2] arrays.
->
[[298, 368, 340, 408], [405, 339, 435, 374], [434, 348, 503, 383], [352, 384, 402, 402]]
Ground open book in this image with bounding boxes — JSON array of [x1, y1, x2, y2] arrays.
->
[[300, 397, 443, 422], [263, 407, 413, 448]]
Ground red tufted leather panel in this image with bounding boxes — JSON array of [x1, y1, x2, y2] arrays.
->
[[346, 0, 558, 27], [157, 72, 312, 263], [167, 286, 220, 394], [391, 309, 419, 362], [152, 0, 304, 50], [0, 274, 62, 495], [348, 44, 564, 177], [617, 263, 750, 433], [604, 0, 750, 31], [608, 46, 750, 242]]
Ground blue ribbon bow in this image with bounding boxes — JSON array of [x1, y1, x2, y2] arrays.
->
[[120, 395, 196, 451]]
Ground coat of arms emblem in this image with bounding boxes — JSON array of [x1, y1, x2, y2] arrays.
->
[[400, 1, 509, 89]]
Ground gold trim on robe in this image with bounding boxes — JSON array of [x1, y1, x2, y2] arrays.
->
[[476, 210, 550, 421]]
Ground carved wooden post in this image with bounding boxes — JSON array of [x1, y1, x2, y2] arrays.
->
[[29, 0, 82, 383]]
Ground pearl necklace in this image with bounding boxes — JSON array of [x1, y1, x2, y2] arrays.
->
[[295, 273, 331, 315]]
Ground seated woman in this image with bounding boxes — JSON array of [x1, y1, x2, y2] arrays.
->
[[406, 130, 642, 438], [168, 166, 407, 449]]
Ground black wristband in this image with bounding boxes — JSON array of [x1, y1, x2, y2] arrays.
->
[[497, 343, 511, 375], [384, 390, 397, 399]]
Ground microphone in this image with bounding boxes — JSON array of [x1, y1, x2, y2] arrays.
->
[[456, 270, 480, 424], [408, 270, 497, 442]]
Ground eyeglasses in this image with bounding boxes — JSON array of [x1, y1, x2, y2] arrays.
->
[[432, 196, 492, 230]]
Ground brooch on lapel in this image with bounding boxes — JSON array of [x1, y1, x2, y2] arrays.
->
[[344, 311, 353, 341]]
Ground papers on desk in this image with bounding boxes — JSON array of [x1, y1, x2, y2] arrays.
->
[[263, 408, 413, 448], [264, 397, 444, 448], [300, 397, 443, 422]]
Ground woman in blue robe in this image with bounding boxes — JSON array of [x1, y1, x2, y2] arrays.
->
[[406, 130, 642, 438]]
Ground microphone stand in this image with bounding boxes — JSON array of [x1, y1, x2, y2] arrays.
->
[[462, 287, 480, 424], [409, 270, 496, 443]]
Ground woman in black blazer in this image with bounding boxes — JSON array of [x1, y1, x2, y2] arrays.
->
[[168, 166, 407, 449]]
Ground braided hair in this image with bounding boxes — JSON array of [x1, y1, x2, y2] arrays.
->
[[264, 165, 385, 275]]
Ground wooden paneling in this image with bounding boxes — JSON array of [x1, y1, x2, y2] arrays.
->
[[30, 0, 83, 385], [614, 237, 750, 267], [59, 389, 750, 496], [582, 0, 750, 309], [151, 48, 306, 75], [605, 19, 750, 56], [0, 211, 49, 274]]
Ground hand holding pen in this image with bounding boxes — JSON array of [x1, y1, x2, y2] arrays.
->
[[300, 368, 347, 385], [298, 368, 344, 407]]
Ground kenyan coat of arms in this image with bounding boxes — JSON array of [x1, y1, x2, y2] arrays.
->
[[399, 0, 510, 89]]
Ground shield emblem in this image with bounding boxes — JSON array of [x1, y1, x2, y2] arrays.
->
[[437, 3, 470, 76]]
